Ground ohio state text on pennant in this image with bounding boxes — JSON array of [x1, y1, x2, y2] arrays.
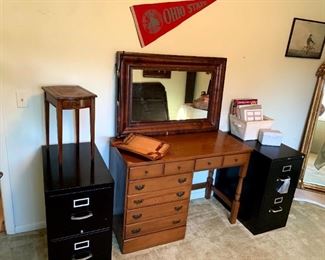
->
[[130, 0, 217, 47]]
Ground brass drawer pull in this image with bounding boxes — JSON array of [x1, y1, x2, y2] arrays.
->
[[177, 166, 181, 170], [132, 213, 142, 220], [178, 178, 187, 184], [174, 206, 183, 211], [172, 220, 181, 224], [133, 199, 143, 205], [135, 184, 145, 191], [144, 170, 149, 174], [207, 162, 211, 165], [131, 228, 141, 234], [176, 191, 185, 197]]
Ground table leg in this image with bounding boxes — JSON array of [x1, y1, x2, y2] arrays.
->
[[44, 94, 50, 146], [89, 98, 95, 160], [205, 169, 215, 199], [56, 102, 63, 165], [229, 163, 248, 224], [75, 109, 80, 144]]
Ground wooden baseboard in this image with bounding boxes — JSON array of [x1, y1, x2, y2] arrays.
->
[[0, 194, 4, 233]]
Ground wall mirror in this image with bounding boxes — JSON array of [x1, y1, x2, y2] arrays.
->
[[115, 52, 227, 137], [299, 61, 325, 192]]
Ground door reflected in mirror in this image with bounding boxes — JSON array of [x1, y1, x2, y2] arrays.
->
[[132, 69, 211, 122]]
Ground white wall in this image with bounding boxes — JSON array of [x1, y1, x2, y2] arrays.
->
[[1, 0, 325, 233]]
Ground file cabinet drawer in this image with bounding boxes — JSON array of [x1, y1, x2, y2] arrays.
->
[[46, 187, 113, 239], [48, 229, 111, 260]]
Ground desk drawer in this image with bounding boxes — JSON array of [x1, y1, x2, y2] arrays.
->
[[164, 160, 195, 175], [46, 187, 113, 239], [128, 173, 193, 195], [125, 213, 187, 239], [62, 98, 92, 109], [223, 153, 250, 167], [129, 164, 164, 180], [127, 186, 191, 209], [195, 156, 223, 171], [126, 200, 189, 224]]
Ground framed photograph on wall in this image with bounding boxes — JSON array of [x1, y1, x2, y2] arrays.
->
[[285, 18, 325, 59]]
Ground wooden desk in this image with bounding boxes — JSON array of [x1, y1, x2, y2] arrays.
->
[[109, 131, 252, 253], [42, 85, 97, 164]]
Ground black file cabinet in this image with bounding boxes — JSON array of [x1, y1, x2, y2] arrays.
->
[[42, 143, 114, 260], [214, 141, 304, 235]]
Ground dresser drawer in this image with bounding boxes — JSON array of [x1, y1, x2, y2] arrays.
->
[[125, 213, 187, 239], [48, 229, 111, 260], [127, 185, 191, 209], [223, 153, 250, 167], [164, 160, 195, 175], [126, 200, 189, 224], [129, 164, 164, 180], [46, 187, 113, 239], [128, 173, 193, 195], [195, 156, 223, 170]]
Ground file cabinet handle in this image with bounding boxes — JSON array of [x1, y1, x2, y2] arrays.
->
[[72, 252, 93, 260], [71, 211, 93, 221], [176, 191, 185, 197], [178, 178, 187, 184], [269, 206, 283, 214], [135, 184, 145, 191]]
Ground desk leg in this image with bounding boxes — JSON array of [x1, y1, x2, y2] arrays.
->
[[44, 95, 50, 146], [205, 169, 215, 199], [75, 109, 79, 144], [229, 163, 249, 224], [56, 102, 63, 165], [89, 98, 95, 160]]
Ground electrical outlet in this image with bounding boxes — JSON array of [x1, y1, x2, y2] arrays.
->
[[16, 90, 28, 108]]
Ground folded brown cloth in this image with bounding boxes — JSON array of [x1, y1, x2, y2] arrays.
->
[[112, 133, 170, 160]]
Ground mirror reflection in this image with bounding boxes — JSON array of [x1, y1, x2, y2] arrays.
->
[[132, 69, 211, 122]]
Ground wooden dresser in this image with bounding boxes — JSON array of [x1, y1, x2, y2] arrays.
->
[[109, 131, 252, 253]]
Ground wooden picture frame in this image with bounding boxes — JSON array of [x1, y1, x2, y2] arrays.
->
[[285, 18, 325, 59], [142, 69, 171, 78]]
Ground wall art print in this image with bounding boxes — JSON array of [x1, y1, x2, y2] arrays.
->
[[285, 18, 325, 59]]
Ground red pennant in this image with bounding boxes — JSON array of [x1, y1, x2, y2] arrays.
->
[[130, 0, 217, 47]]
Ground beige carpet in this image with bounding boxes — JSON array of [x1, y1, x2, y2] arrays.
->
[[112, 198, 325, 260], [0, 198, 324, 260]]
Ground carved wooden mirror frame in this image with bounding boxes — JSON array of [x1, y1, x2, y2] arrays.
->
[[299, 61, 325, 191], [115, 52, 227, 137]]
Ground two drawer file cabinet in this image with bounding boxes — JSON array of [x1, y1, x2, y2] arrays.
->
[[214, 141, 304, 234], [42, 143, 114, 259]]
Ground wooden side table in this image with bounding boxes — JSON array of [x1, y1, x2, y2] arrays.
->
[[42, 85, 97, 164]]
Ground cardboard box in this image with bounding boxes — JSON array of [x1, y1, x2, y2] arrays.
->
[[258, 129, 282, 146], [230, 115, 273, 141]]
